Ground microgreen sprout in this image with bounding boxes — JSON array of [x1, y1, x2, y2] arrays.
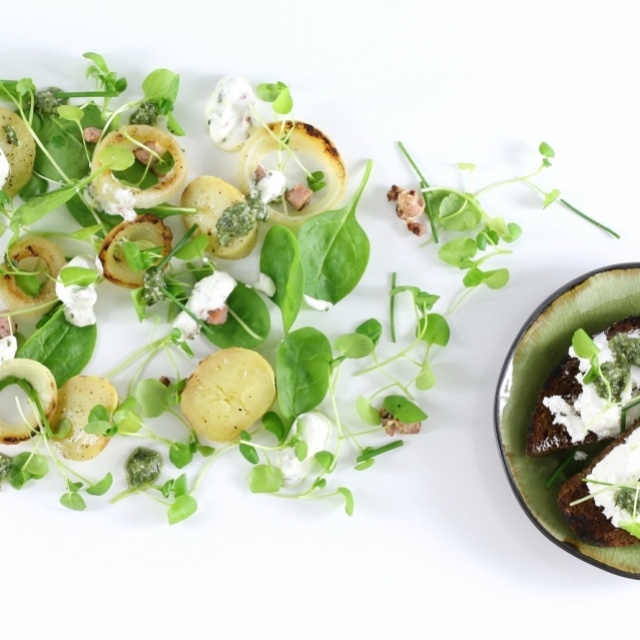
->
[[393, 141, 619, 310]]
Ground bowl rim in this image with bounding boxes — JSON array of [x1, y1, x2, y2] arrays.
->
[[494, 262, 640, 579]]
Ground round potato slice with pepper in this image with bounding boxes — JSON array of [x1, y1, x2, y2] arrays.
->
[[0, 358, 57, 444], [52, 375, 118, 461], [0, 106, 36, 197], [0, 236, 67, 316], [99, 214, 173, 288], [181, 175, 259, 260], [181, 347, 276, 442]]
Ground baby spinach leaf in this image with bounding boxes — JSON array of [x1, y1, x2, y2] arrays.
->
[[65, 193, 121, 233], [298, 160, 372, 304], [202, 282, 270, 349], [31, 103, 104, 181], [248, 464, 284, 493], [260, 225, 303, 333], [276, 327, 333, 420], [17, 307, 97, 387]]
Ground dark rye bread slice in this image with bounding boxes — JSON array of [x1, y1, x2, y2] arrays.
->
[[526, 315, 640, 457], [557, 420, 640, 547]]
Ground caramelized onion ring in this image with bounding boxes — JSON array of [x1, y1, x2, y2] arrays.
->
[[237, 121, 347, 229], [0, 358, 57, 444], [91, 124, 188, 211]]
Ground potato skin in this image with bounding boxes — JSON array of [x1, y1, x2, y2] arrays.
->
[[0, 107, 36, 197], [52, 375, 118, 461], [181, 175, 258, 260], [181, 347, 276, 442]]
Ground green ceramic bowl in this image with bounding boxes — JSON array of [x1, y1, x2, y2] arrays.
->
[[495, 263, 640, 578]]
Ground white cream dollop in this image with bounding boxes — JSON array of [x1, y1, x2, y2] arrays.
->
[[95, 184, 137, 221], [55, 255, 102, 328], [303, 295, 333, 312], [277, 412, 333, 487], [587, 427, 640, 528], [205, 76, 257, 151], [254, 273, 276, 298], [0, 335, 17, 364], [254, 168, 286, 203], [0, 148, 10, 190], [173, 270, 236, 340], [543, 331, 640, 443]]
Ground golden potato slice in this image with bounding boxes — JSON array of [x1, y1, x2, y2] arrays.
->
[[0, 236, 67, 316], [99, 214, 173, 288], [0, 107, 36, 197], [0, 358, 57, 444], [181, 175, 258, 259], [52, 375, 118, 461], [181, 347, 276, 442]]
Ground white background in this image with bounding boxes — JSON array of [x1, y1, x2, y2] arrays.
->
[[2, 1, 640, 638]]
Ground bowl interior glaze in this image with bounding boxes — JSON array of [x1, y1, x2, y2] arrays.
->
[[495, 263, 640, 578]]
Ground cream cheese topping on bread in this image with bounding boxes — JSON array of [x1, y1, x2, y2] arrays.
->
[[587, 427, 640, 528], [542, 330, 640, 445]]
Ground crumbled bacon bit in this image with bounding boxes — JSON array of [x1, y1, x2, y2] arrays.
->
[[387, 185, 403, 201], [285, 184, 313, 211], [206, 305, 229, 325], [83, 127, 102, 143], [379, 408, 422, 437], [253, 164, 268, 182], [407, 221, 427, 236], [134, 140, 164, 167], [159, 376, 172, 387], [395, 189, 425, 221]]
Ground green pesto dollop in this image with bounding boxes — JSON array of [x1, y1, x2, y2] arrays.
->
[[34, 86, 68, 115], [610, 334, 640, 366], [129, 101, 159, 126], [615, 485, 640, 515], [215, 193, 267, 247], [125, 447, 162, 487], [142, 267, 166, 306], [594, 360, 630, 403], [0, 453, 12, 485]]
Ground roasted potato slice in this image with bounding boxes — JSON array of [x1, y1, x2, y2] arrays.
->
[[181, 175, 258, 260], [0, 358, 57, 444], [0, 107, 36, 197], [181, 347, 276, 442], [52, 375, 118, 461], [0, 236, 67, 316], [99, 214, 173, 288]]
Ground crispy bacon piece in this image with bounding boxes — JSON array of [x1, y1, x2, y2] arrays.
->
[[206, 305, 229, 325], [83, 127, 103, 143], [285, 184, 314, 211], [379, 408, 422, 437]]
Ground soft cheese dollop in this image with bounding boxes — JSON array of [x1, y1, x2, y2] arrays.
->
[[253, 168, 287, 203], [543, 331, 640, 443], [587, 428, 640, 527], [173, 270, 236, 340], [0, 335, 17, 364], [94, 183, 137, 221], [303, 295, 333, 312], [205, 76, 257, 151], [55, 255, 103, 327], [277, 412, 332, 487]]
